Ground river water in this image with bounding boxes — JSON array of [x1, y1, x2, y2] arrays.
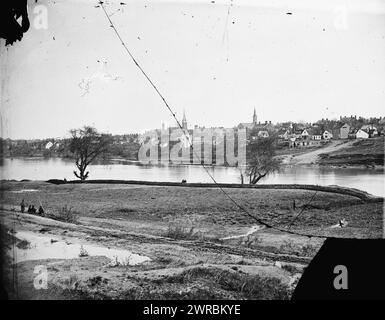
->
[[1, 157, 384, 197]]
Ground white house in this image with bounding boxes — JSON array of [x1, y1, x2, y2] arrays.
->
[[293, 130, 303, 139], [257, 130, 269, 138], [356, 129, 369, 139], [322, 130, 333, 140], [278, 129, 289, 140], [312, 134, 322, 140], [361, 125, 378, 137], [301, 129, 310, 139], [309, 128, 323, 140]]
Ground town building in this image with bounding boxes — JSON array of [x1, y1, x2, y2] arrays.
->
[[360, 124, 378, 138], [322, 130, 333, 140], [356, 129, 369, 139], [308, 128, 323, 140], [332, 122, 350, 139], [237, 108, 273, 139]]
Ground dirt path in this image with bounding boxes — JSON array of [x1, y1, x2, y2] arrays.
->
[[281, 140, 356, 165], [0, 209, 312, 264]]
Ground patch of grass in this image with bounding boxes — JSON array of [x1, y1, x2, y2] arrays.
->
[[239, 234, 263, 248], [61, 274, 80, 290], [164, 223, 196, 240], [117, 208, 136, 214], [163, 222, 222, 243], [154, 256, 173, 265], [277, 241, 320, 257], [301, 243, 319, 256], [16, 239, 31, 250], [163, 267, 290, 300], [279, 240, 299, 255], [123, 286, 221, 300], [87, 276, 109, 287], [50, 205, 79, 224], [320, 137, 384, 166], [108, 255, 132, 267], [281, 264, 301, 274]]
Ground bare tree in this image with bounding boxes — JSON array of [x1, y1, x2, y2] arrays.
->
[[245, 137, 281, 184], [69, 126, 112, 180]]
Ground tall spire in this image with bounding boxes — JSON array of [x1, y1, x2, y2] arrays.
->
[[182, 109, 188, 130], [253, 107, 257, 124]]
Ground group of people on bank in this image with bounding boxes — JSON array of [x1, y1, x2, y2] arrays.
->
[[20, 199, 44, 215]]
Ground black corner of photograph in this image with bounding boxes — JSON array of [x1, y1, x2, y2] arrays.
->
[[0, 0, 384, 306]]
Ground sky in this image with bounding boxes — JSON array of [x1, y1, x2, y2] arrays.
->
[[1, 0, 385, 139]]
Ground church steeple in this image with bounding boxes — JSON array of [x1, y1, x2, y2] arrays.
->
[[182, 110, 188, 130], [253, 107, 257, 125]]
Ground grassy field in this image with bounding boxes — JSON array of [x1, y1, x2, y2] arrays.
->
[[318, 137, 384, 166], [1, 181, 382, 237], [1, 181, 383, 299]]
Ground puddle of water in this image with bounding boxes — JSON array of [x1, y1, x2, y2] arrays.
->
[[10, 189, 39, 193], [220, 225, 263, 240], [9, 231, 150, 266]]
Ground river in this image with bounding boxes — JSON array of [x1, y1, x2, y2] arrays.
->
[[1, 157, 384, 197]]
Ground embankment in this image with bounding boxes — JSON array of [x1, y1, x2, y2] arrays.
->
[[46, 179, 383, 202]]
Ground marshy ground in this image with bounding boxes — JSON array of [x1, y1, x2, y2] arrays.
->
[[1, 181, 383, 299]]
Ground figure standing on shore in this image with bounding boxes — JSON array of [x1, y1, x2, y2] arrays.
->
[[38, 206, 44, 215], [20, 199, 25, 213]]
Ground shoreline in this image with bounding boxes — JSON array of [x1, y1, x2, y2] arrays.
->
[[1, 178, 382, 201], [2, 155, 384, 170]]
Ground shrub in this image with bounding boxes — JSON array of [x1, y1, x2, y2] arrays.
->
[[164, 223, 196, 240], [79, 245, 89, 257], [16, 239, 31, 250], [55, 205, 79, 223], [279, 240, 299, 254], [281, 264, 300, 274], [240, 234, 263, 248]]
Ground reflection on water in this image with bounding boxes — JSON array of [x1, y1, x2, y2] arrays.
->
[[1, 157, 384, 197], [10, 231, 150, 266]]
